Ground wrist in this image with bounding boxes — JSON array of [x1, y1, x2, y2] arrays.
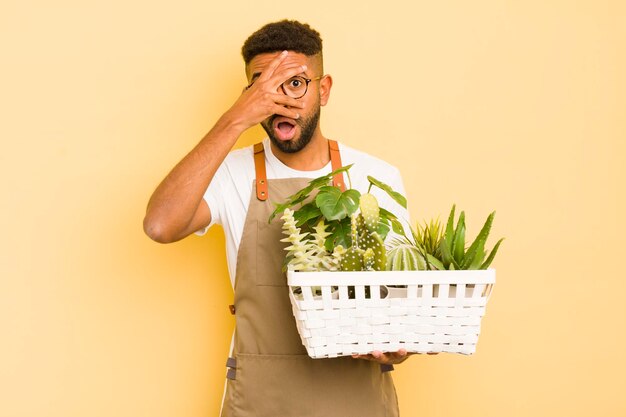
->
[[215, 109, 250, 138]]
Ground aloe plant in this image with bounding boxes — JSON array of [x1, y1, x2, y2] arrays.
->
[[388, 206, 504, 271], [438, 205, 504, 270]]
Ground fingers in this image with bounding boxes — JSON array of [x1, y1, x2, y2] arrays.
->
[[271, 104, 301, 120], [264, 93, 304, 119], [351, 350, 409, 365], [270, 63, 308, 88], [257, 50, 289, 82], [270, 93, 306, 109], [228, 52, 310, 130], [351, 349, 439, 364], [257, 51, 308, 86], [255, 52, 308, 91]]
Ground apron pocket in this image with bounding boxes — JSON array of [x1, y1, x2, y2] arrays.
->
[[225, 353, 395, 417]]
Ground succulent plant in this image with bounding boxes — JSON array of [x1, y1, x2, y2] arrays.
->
[[386, 238, 426, 270], [280, 209, 345, 272], [339, 209, 388, 272], [274, 166, 505, 273], [437, 205, 504, 270], [339, 214, 365, 271], [359, 193, 380, 232], [272, 165, 410, 272], [412, 218, 444, 260], [387, 206, 504, 271]]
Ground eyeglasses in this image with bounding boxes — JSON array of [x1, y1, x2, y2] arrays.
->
[[245, 75, 323, 99]]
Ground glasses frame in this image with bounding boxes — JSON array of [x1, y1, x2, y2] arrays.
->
[[245, 75, 324, 99]]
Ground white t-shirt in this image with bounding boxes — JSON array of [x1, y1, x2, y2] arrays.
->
[[199, 138, 410, 287]]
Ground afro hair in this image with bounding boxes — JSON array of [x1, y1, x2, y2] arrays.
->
[[241, 20, 323, 65]]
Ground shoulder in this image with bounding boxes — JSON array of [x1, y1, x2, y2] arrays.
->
[[223, 144, 254, 168], [214, 144, 255, 180]]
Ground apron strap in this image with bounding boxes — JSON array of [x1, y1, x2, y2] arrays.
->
[[253, 142, 268, 201], [328, 139, 346, 192], [253, 140, 345, 200]]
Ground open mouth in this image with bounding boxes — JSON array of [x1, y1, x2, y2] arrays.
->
[[272, 117, 297, 141]]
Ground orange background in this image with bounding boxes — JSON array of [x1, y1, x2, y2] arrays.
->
[[1, 1, 625, 416]]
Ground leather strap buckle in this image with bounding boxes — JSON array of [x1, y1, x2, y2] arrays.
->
[[253, 143, 268, 201]]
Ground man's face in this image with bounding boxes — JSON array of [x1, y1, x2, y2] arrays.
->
[[246, 52, 327, 153]]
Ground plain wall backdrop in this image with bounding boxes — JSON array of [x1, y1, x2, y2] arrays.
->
[[1, 1, 625, 416]]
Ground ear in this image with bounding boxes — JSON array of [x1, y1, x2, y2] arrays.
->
[[319, 74, 333, 106]]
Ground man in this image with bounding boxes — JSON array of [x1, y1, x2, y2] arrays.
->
[[144, 20, 417, 417]]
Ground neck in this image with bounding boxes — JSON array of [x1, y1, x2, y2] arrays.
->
[[270, 129, 330, 171]]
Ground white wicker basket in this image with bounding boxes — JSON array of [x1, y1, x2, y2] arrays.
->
[[287, 269, 495, 358]]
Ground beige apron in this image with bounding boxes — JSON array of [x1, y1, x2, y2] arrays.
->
[[220, 141, 399, 417]]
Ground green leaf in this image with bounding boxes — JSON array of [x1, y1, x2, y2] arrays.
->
[[389, 217, 405, 236], [379, 207, 398, 221], [379, 207, 407, 238], [327, 217, 352, 251], [425, 254, 445, 270], [467, 240, 485, 270], [315, 187, 361, 221], [293, 202, 322, 226], [366, 176, 407, 209], [375, 220, 391, 241], [268, 164, 354, 223], [269, 193, 310, 223], [480, 238, 504, 269], [310, 164, 354, 189], [441, 205, 456, 268], [452, 211, 466, 265], [462, 211, 496, 269]]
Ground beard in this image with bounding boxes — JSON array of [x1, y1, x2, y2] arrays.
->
[[261, 105, 321, 154]]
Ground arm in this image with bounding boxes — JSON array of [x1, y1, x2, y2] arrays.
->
[[143, 51, 307, 243]]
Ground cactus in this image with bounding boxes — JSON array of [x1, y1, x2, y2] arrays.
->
[[276, 165, 504, 273], [275, 166, 417, 272], [340, 214, 365, 271], [359, 193, 380, 232], [340, 247, 365, 271], [363, 248, 375, 271], [387, 205, 504, 271], [360, 230, 386, 271], [339, 209, 388, 271], [386, 238, 426, 270]]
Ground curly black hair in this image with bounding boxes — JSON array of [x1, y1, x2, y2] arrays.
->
[[241, 20, 323, 65]]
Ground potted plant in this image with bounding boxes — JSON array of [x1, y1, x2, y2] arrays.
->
[[270, 165, 503, 358]]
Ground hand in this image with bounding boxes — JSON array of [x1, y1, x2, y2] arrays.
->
[[223, 51, 307, 132], [351, 349, 439, 365]]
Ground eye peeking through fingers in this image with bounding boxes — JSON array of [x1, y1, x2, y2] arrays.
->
[[286, 77, 304, 88]]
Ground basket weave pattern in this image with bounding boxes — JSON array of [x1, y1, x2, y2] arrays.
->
[[287, 269, 495, 358]]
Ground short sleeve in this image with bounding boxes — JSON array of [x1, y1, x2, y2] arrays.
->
[[194, 164, 227, 236]]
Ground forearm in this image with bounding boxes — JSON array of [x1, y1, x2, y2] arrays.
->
[[144, 52, 307, 243], [143, 113, 244, 243]]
